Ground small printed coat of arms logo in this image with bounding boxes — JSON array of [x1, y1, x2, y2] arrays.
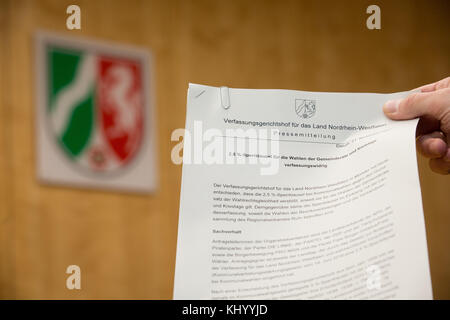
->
[[35, 32, 157, 192], [295, 99, 316, 119]]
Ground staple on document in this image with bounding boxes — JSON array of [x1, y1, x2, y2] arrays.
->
[[220, 86, 230, 109]]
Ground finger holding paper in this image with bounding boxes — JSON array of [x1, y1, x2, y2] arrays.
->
[[383, 77, 450, 174]]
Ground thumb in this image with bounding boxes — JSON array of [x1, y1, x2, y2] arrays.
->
[[383, 89, 450, 121]]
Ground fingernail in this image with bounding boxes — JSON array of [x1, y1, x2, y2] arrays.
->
[[383, 99, 400, 114]]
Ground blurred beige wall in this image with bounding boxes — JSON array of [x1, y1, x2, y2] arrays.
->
[[0, 0, 449, 299]]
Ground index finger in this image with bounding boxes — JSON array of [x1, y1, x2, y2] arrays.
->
[[415, 77, 450, 93]]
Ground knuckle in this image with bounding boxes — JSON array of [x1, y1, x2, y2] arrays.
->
[[439, 93, 450, 132], [438, 77, 450, 89], [422, 89, 450, 119], [401, 93, 419, 111], [434, 89, 450, 114], [439, 87, 450, 96]]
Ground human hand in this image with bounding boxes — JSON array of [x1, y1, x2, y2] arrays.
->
[[383, 77, 450, 175]]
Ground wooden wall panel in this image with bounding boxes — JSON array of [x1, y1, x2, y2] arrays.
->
[[0, 0, 449, 299], [0, 0, 14, 299]]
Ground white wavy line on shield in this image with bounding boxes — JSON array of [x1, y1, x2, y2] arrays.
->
[[50, 53, 96, 138]]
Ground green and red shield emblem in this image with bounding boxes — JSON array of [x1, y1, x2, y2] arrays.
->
[[35, 32, 156, 192], [45, 44, 145, 172]]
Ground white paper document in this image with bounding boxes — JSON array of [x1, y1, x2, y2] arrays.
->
[[173, 83, 432, 299]]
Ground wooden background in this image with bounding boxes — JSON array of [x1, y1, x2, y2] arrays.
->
[[0, 0, 449, 299]]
